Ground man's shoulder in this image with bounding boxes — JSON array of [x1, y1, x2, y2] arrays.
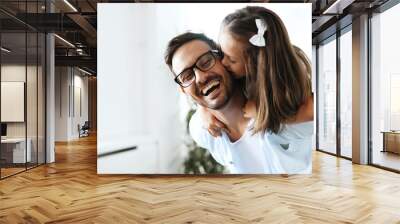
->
[[189, 110, 233, 167], [189, 111, 215, 147]]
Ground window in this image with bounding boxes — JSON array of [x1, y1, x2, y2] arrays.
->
[[317, 36, 337, 155], [370, 2, 400, 171], [0, 1, 47, 179], [339, 28, 352, 158]]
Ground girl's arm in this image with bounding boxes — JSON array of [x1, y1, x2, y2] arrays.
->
[[197, 105, 228, 137]]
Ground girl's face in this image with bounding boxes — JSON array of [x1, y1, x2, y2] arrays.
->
[[219, 27, 247, 79]]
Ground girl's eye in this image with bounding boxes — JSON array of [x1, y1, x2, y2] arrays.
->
[[228, 57, 236, 64], [224, 55, 236, 64]]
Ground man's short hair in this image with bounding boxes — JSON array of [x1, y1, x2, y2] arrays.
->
[[164, 32, 218, 72]]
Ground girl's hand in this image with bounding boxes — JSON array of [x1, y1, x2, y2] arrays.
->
[[243, 100, 256, 118], [198, 106, 228, 137]]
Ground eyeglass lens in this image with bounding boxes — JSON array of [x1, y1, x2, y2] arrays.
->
[[177, 52, 216, 87]]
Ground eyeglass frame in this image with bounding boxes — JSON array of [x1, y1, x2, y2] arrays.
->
[[174, 49, 223, 88]]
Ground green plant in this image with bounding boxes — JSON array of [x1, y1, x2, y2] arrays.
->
[[183, 109, 225, 174]]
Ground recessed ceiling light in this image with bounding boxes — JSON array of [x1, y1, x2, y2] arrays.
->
[[63, 0, 78, 12], [323, 0, 354, 15], [54, 34, 75, 48], [78, 67, 93, 76], [1, 47, 11, 53]]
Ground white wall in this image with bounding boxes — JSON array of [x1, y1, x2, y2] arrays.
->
[[72, 72, 89, 138], [143, 6, 186, 172], [55, 67, 68, 141], [55, 67, 89, 141], [1, 82, 24, 122], [98, 4, 185, 173], [1, 65, 38, 138], [1, 63, 46, 163]]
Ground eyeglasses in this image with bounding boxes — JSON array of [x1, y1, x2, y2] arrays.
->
[[174, 50, 223, 88]]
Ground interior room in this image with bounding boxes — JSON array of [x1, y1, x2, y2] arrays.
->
[[0, 25, 46, 177], [0, 0, 399, 223], [370, 2, 400, 171]]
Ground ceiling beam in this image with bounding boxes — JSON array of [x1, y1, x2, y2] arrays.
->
[[322, 0, 356, 14], [312, 15, 335, 33], [67, 13, 97, 46], [55, 55, 96, 69]]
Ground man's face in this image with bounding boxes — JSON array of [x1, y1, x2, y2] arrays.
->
[[172, 40, 233, 110]]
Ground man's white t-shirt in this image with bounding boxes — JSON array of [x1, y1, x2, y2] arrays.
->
[[189, 111, 313, 174]]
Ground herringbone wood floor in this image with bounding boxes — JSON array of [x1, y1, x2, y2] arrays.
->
[[1, 134, 400, 224]]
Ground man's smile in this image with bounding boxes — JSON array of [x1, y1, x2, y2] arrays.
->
[[201, 79, 221, 96]]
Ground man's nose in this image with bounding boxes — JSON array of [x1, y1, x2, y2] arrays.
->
[[194, 68, 212, 85]]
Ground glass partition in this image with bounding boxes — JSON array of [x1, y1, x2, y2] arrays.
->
[[0, 1, 46, 179], [38, 32, 45, 165], [1, 31, 28, 177], [339, 27, 352, 158], [27, 31, 38, 169], [371, 3, 400, 171], [317, 35, 337, 155]]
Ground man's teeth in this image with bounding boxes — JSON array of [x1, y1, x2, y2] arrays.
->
[[202, 80, 220, 95]]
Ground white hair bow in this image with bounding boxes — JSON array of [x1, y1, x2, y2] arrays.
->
[[249, 19, 267, 47]]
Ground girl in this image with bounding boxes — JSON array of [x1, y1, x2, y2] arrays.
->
[[199, 6, 314, 173], [200, 6, 313, 137]]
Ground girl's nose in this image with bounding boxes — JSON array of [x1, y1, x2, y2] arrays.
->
[[221, 56, 230, 68]]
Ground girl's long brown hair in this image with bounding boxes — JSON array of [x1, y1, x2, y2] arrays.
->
[[222, 6, 312, 134]]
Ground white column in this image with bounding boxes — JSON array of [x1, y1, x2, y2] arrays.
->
[[45, 0, 56, 164], [46, 32, 55, 163], [352, 14, 369, 164]]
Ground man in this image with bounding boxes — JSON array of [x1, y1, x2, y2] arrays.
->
[[164, 32, 312, 174]]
